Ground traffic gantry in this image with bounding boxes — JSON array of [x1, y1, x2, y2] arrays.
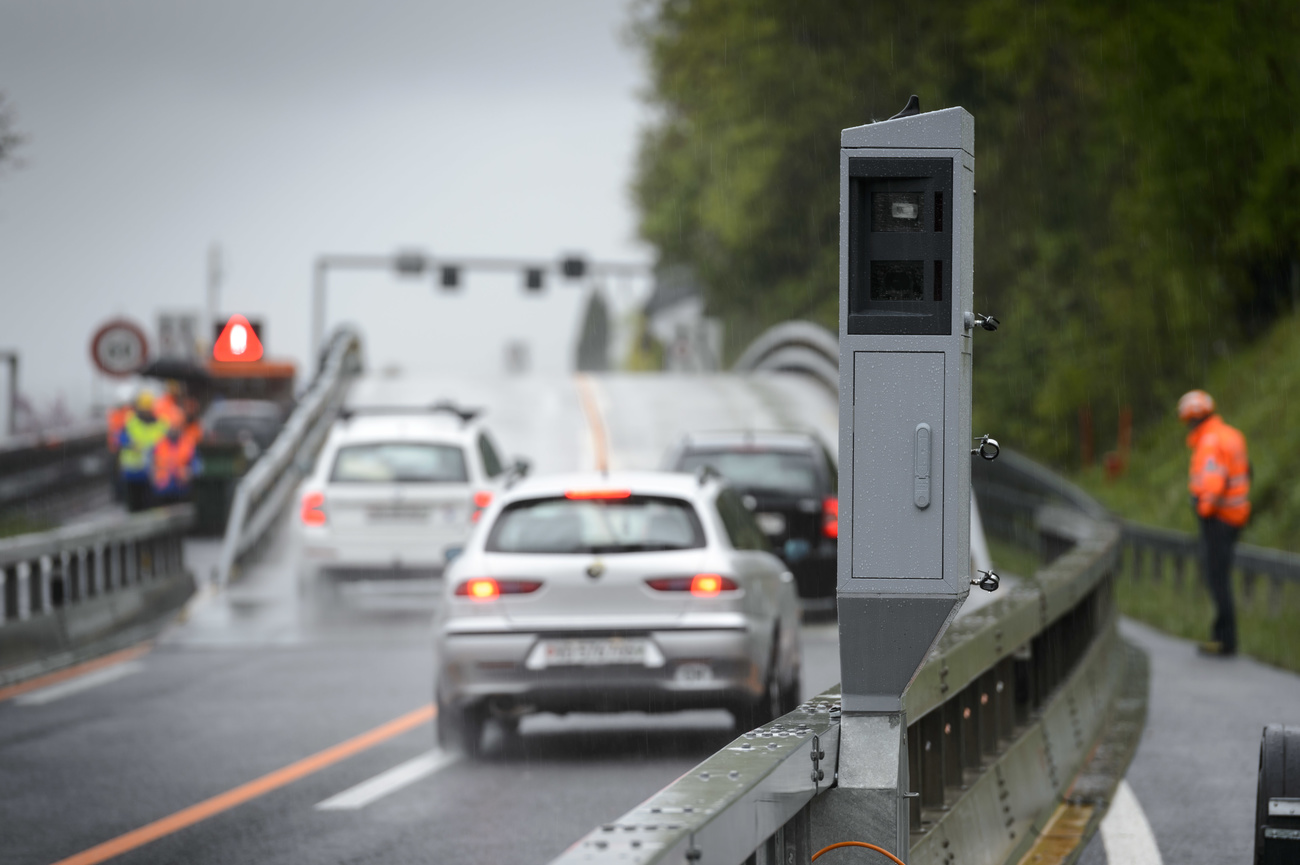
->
[[824, 102, 977, 859]]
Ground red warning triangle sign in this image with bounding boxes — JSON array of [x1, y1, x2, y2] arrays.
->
[[213, 315, 264, 363]]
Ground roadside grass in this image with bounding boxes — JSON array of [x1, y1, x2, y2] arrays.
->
[[1116, 558, 1300, 674], [0, 511, 55, 539]]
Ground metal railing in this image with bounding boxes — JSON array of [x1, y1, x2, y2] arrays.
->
[[0, 422, 112, 515], [1123, 520, 1300, 590], [0, 505, 194, 675], [215, 328, 362, 584], [553, 451, 1127, 865]]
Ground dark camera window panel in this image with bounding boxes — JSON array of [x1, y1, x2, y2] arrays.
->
[[870, 261, 925, 301], [871, 192, 925, 232], [846, 157, 953, 335]]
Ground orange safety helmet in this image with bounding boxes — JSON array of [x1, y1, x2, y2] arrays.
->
[[1177, 389, 1216, 423]]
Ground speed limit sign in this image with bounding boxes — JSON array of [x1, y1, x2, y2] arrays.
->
[[90, 319, 149, 377]]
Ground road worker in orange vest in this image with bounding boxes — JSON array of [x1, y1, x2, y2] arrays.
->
[[1179, 389, 1250, 657], [151, 401, 203, 501], [154, 382, 186, 429]]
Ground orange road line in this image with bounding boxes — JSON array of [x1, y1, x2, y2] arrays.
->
[[0, 644, 153, 704], [575, 374, 610, 472], [50, 703, 437, 865]]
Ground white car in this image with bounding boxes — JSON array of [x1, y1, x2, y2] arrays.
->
[[433, 469, 803, 756], [296, 404, 523, 583]]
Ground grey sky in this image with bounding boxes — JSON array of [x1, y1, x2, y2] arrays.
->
[[0, 0, 652, 418]]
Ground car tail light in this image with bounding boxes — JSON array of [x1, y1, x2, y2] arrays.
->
[[300, 491, 326, 526], [471, 490, 492, 523], [822, 496, 838, 539], [454, 578, 543, 600], [564, 489, 632, 500], [645, 574, 739, 596]]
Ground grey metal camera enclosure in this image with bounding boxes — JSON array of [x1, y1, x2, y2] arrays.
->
[[837, 106, 975, 714]]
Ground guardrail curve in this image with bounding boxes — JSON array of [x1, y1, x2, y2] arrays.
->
[[732, 321, 838, 396]]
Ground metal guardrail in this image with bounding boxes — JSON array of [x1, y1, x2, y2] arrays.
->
[[0, 422, 112, 514], [554, 451, 1127, 865], [1123, 520, 1300, 588], [215, 328, 362, 584], [730, 321, 839, 397], [0, 504, 195, 676]]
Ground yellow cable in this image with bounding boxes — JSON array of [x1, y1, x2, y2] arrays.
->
[[810, 840, 907, 865]]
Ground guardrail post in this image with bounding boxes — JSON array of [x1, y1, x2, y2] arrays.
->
[[37, 557, 51, 611], [15, 561, 30, 620], [0, 564, 10, 621], [87, 547, 101, 596], [918, 711, 946, 811], [125, 539, 138, 585]]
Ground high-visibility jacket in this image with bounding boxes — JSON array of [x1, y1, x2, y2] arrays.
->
[[106, 406, 131, 454], [119, 414, 169, 478], [155, 393, 185, 429], [1187, 414, 1250, 527], [152, 432, 198, 492]]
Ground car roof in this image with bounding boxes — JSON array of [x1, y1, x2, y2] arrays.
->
[[328, 411, 481, 445], [676, 430, 822, 451], [204, 400, 284, 420], [501, 470, 721, 503]]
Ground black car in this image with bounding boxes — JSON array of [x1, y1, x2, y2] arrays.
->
[[664, 431, 837, 602]]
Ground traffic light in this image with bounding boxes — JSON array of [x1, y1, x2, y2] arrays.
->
[[524, 268, 544, 292], [560, 256, 587, 280], [393, 251, 429, 276], [439, 266, 460, 289]]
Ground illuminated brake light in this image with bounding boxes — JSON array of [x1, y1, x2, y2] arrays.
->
[[822, 496, 838, 539], [564, 489, 632, 500], [454, 578, 543, 600], [645, 574, 738, 595], [471, 490, 492, 523], [300, 491, 326, 526]]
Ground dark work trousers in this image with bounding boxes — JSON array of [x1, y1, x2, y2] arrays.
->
[[1199, 516, 1240, 653]]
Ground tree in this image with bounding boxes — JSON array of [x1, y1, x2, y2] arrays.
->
[[631, 0, 1300, 465], [0, 92, 26, 176]]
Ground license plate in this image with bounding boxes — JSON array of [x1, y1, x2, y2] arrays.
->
[[525, 638, 663, 670], [756, 512, 787, 535], [367, 505, 429, 523]]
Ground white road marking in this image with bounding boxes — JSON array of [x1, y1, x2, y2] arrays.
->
[[1101, 780, 1163, 865], [315, 748, 459, 811], [15, 661, 144, 706]]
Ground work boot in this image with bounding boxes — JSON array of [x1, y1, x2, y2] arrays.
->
[[1197, 640, 1236, 657]]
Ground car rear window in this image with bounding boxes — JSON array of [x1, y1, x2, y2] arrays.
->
[[330, 443, 468, 483], [678, 449, 822, 496], [485, 495, 705, 554]]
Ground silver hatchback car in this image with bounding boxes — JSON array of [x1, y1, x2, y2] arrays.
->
[[433, 470, 803, 755]]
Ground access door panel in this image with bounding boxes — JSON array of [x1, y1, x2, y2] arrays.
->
[[852, 351, 945, 579]]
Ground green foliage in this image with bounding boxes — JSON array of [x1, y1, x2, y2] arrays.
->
[[631, 0, 1300, 465], [1076, 309, 1300, 554], [0, 511, 54, 539]]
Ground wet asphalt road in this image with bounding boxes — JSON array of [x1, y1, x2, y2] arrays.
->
[[0, 372, 851, 865]]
